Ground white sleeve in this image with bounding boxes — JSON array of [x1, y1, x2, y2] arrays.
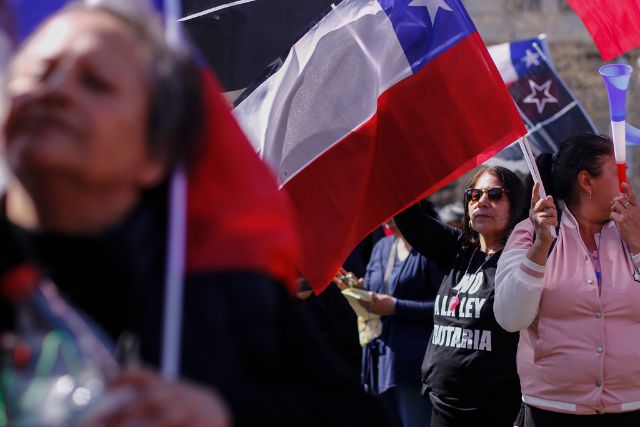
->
[[494, 220, 546, 332]]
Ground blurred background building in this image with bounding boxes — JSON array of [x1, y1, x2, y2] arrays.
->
[[430, 0, 640, 206]]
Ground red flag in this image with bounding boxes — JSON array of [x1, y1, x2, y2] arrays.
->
[[187, 71, 300, 291], [235, 0, 525, 293], [566, 0, 640, 60]]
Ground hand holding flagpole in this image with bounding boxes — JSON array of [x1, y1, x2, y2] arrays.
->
[[518, 136, 556, 239]]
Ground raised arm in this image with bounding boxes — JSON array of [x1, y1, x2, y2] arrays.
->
[[394, 201, 461, 271]]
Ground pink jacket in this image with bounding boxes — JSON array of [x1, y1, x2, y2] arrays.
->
[[495, 208, 640, 414]]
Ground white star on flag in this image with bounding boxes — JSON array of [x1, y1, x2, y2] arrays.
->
[[521, 49, 541, 68], [523, 79, 558, 114], [408, 0, 453, 26]]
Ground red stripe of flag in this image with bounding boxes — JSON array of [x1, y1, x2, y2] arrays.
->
[[567, 0, 640, 61], [187, 71, 300, 291], [285, 33, 525, 291]]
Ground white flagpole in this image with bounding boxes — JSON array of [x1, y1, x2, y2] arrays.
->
[[518, 136, 557, 238], [164, 0, 182, 45], [179, 0, 257, 22], [160, 0, 187, 382]]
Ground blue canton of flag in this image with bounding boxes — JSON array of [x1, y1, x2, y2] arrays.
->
[[509, 37, 551, 77], [377, 0, 475, 72]]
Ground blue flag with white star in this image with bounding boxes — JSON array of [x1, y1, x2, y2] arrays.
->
[[488, 35, 597, 164]]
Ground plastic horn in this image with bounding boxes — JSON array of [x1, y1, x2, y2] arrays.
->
[[600, 64, 631, 192]]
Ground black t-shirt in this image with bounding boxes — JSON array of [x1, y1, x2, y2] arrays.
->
[[395, 202, 521, 421]]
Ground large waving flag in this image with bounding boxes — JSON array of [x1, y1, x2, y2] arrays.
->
[[488, 35, 597, 167], [181, 0, 335, 91], [234, 0, 526, 292], [566, 0, 640, 61]]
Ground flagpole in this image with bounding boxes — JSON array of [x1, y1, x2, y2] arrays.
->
[[160, 0, 186, 382], [163, 0, 181, 45], [518, 136, 557, 238]]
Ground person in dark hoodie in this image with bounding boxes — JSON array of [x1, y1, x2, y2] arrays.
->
[[0, 2, 390, 426]]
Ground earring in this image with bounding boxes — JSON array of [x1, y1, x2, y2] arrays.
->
[[587, 192, 592, 199]]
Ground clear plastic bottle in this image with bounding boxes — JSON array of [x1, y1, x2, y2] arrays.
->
[[0, 264, 119, 426]]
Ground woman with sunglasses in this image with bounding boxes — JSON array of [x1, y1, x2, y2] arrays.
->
[[495, 134, 640, 427], [394, 166, 525, 427]]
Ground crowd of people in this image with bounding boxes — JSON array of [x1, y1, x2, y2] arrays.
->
[[1, 2, 640, 427]]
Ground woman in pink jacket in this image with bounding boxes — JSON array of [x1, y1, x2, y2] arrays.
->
[[494, 134, 640, 427]]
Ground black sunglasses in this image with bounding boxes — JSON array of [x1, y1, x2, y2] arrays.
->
[[465, 187, 508, 203]]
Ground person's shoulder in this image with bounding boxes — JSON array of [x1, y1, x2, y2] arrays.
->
[[504, 218, 535, 252], [377, 234, 395, 245], [371, 234, 394, 252], [514, 217, 534, 231]]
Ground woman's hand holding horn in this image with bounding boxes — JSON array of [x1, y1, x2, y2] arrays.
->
[[611, 182, 640, 255]]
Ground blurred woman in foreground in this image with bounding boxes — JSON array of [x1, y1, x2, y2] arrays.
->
[[0, 2, 389, 426]]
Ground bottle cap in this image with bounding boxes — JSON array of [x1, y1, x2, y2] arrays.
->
[[12, 342, 32, 369], [0, 264, 39, 302]]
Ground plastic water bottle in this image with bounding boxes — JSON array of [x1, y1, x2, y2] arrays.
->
[[0, 264, 119, 426]]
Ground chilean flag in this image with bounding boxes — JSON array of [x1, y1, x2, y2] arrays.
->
[[566, 0, 640, 61], [235, 0, 526, 292], [489, 35, 553, 86]]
